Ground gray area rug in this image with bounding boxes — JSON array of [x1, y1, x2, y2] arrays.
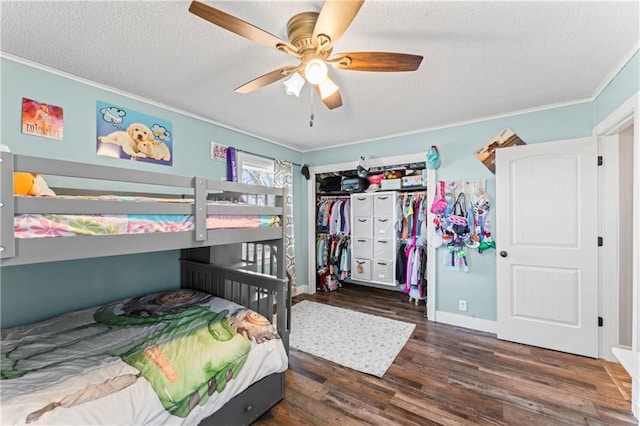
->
[[290, 300, 416, 377]]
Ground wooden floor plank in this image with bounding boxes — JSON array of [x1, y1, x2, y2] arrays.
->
[[254, 283, 636, 425]]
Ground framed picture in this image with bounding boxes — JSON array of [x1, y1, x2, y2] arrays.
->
[[96, 101, 173, 166], [211, 142, 228, 161], [474, 128, 526, 173]]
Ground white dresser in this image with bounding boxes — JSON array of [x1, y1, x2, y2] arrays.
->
[[350, 192, 397, 287]]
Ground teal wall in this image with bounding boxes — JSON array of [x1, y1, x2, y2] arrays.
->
[[0, 57, 307, 327], [303, 51, 639, 322], [1, 252, 179, 327]]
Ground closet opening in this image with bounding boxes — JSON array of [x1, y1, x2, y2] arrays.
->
[[305, 152, 437, 321]]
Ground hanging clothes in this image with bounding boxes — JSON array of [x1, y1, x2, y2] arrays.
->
[[316, 197, 351, 236], [315, 233, 351, 291], [396, 190, 428, 305]]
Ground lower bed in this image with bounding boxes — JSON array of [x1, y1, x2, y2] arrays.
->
[[1, 261, 290, 425]]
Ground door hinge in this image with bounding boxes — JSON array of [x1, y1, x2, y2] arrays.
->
[[598, 317, 603, 327], [598, 156, 603, 166], [598, 236, 603, 247]]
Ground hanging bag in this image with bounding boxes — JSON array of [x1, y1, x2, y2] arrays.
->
[[448, 192, 469, 236], [426, 145, 441, 169], [429, 181, 448, 214]]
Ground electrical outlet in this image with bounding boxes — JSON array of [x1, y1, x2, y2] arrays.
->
[[458, 300, 467, 312]]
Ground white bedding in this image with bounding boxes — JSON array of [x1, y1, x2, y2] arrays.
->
[[1, 290, 288, 425]]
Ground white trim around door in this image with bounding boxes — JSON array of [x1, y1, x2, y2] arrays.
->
[[593, 90, 639, 419]]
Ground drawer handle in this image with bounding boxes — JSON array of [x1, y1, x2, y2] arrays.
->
[[357, 261, 366, 265], [378, 218, 389, 222], [377, 262, 388, 265], [358, 219, 368, 222], [377, 196, 389, 200], [377, 240, 387, 244], [357, 239, 367, 243], [356, 197, 366, 201]]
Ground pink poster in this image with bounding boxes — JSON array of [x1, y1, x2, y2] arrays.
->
[[21, 98, 64, 140]]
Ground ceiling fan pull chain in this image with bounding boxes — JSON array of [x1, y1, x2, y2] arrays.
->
[[309, 86, 315, 127]]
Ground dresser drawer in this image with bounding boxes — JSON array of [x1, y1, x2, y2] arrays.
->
[[352, 258, 371, 281], [203, 372, 284, 425], [373, 217, 394, 237], [372, 260, 394, 284], [373, 238, 394, 260], [351, 195, 372, 216], [352, 237, 371, 259], [373, 193, 394, 215], [352, 217, 373, 237]]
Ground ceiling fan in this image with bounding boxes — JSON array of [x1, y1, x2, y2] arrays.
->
[[189, 0, 423, 110]]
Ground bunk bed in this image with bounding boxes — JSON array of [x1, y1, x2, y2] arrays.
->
[[0, 152, 291, 425]]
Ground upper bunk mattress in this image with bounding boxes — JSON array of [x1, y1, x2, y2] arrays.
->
[[13, 195, 279, 238], [1, 289, 288, 425]]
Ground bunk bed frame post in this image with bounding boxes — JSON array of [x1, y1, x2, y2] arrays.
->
[[0, 152, 16, 259], [193, 176, 207, 242], [275, 188, 286, 281]]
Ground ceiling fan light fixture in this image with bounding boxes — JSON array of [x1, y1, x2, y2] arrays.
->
[[318, 77, 339, 99], [283, 72, 305, 97], [188, 1, 422, 111], [304, 58, 328, 85]]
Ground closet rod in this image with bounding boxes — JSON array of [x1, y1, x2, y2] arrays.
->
[[317, 195, 351, 200], [398, 191, 428, 196]]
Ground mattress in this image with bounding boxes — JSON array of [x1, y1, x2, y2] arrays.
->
[[0, 289, 288, 425], [13, 195, 279, 239]]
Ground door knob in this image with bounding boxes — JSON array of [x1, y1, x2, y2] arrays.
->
[[500, 251, 508, 258]]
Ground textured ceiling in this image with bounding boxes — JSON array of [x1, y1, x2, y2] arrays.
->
[[1, 1, 638, 152]]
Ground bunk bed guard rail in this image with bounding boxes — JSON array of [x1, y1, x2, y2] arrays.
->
[[0, 152, 284, 265], [181, 260, 292, 353]]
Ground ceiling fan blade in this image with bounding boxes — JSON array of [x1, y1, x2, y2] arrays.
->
[[312, 0, 364, 50], [235, 66, 299, 94], [331, 52, 423, 72], [314, 76, 343, 110], [189, 1, 296, 54]]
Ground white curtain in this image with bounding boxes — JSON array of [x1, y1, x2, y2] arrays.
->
[[274, 160, 297, 286]]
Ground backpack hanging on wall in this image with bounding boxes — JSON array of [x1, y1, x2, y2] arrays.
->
[[426, 145, 441, 169]]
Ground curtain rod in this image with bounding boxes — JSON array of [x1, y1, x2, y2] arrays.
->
[[236, 148, 302, 167]]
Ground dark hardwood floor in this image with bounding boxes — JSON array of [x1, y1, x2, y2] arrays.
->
[[255, 283, 636, 425]]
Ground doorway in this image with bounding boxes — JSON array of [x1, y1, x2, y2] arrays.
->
[[594, 92, 638, 419]]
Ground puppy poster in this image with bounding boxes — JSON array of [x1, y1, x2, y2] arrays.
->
[[474, 128, 526, 174], [22, 98, 64, 140], [96, 101, 172, 166]]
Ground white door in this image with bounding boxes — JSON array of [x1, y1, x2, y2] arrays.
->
[[496, 136, 598, 358]]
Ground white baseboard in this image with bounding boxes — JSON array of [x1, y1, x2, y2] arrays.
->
[[292, 284, 309, 297], [435, 311, 497, 334]]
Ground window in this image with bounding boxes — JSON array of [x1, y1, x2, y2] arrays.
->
[[237, 151, 274, 187], [237, 152, 275, 271]]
